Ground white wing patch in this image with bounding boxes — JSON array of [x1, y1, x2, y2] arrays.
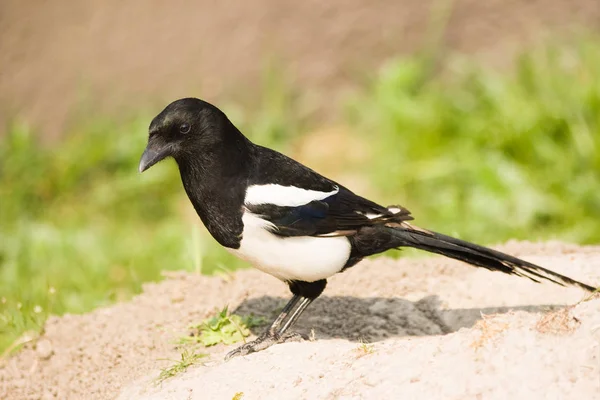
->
[[245, 184, 339, 207], [227, 212, 351, 282], [358, 206, 404, 219], [364, 213, 382, 220]]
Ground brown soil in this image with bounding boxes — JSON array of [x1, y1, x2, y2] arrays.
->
[[1, 1, 600, 138], [1, 241, 599, 399]]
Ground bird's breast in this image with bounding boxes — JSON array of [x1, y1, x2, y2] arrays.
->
[[227, 212, 351, 282]]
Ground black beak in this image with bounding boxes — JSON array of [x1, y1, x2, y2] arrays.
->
[[138, 142, 171, 173]]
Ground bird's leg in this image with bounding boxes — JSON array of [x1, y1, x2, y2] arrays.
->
[[266, 294, 302, 335], [273, 296, 313, 339], [224, 295, 313, 360]]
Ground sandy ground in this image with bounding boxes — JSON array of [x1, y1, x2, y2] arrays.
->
[[1, 241, 599, 399]]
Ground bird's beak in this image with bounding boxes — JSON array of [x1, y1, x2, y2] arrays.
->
[[138, 142, 171, 173]]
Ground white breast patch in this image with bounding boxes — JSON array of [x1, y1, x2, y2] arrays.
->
[[227, 212, 351, 282]]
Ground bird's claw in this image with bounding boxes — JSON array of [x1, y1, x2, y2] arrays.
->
[[224, 331, 308, 361]]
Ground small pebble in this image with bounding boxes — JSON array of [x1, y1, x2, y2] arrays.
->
[[36, 339, 54, 360]]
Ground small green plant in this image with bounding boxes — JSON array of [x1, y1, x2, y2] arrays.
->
[[355, 339, 375, 357], [157, 349, 207, 383], [179, 306, 266, 347]]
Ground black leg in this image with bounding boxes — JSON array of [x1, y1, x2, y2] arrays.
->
[[224, 295, 311, 360], [266, 294, 302, 334], [224, 279, 327, 360], [275, 297, 312, 335]]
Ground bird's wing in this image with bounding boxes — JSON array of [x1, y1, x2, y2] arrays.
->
[[245, 186, 413, 237], [244, 145, 413, 237]]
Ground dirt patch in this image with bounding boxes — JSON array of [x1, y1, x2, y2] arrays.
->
[[535, 305, 583, 335], [1, 241, 599, 399], [2, 1, 600, 138]]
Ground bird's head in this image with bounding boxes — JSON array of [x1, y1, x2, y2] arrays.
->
[[138, 97, 232, 173]]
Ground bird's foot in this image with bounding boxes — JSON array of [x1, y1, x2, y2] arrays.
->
[[224, 331, 307, 361]]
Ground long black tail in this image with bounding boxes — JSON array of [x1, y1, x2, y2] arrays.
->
[[389, 226, 596, 292]]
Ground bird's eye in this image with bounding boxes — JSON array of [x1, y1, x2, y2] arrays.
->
[[179, 123, 191, 134]]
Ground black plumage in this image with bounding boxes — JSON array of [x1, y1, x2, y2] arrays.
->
[[139, 97, 597, 360]]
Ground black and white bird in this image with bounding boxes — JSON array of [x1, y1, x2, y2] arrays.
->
[[139, 98, 596, 359]]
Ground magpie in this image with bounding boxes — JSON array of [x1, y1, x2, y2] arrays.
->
[[139, 97, 596, 360]]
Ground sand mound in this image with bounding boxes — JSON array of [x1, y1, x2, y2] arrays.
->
[[1, 241, 599, 399]]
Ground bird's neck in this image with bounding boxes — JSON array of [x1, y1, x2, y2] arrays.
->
[[176, 127, 253, 248]]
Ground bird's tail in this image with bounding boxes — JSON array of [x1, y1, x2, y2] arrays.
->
[[387, 225, 596, 292]]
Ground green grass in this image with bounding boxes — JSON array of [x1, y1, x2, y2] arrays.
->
[[347, 37, 600, 244], [1, 37, 600, 354], [157, 349, 207, 383], [178, 306, 266, 347]]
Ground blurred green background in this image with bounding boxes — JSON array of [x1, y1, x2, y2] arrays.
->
[[1, 1, 600, 352]]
